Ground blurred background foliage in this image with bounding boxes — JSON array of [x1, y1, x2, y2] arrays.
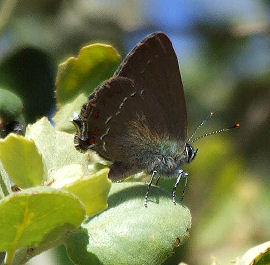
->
[[0, 0, 269, 264]]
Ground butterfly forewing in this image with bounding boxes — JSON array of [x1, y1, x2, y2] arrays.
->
[[115, 32, 187, 141]]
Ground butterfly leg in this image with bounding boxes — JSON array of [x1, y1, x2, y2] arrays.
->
[[144, 170, 157, 207], [180, 172, 189, 201], [172, 170, 183, 204], [172, 170, 189, 204], [155, 176, 161, 185]]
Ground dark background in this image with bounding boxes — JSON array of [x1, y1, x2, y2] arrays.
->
[[0, 0, 269, 264]]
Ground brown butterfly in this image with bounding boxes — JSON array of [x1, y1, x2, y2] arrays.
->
[[73, 32, 238, 206]]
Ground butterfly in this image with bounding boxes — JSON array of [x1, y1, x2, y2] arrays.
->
[[73, 32, 238, 206]]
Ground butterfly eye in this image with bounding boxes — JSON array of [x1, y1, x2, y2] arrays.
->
[[185, 143, 198, 163]]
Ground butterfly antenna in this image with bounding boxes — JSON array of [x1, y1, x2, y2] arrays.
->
[[190, 123, 240, 144], [188, 112, 215, 143]]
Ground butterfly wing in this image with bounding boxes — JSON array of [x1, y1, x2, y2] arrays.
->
[[115, 32, 187, 141], [76, 76, 137, 160], [75, 32, 187, 177]]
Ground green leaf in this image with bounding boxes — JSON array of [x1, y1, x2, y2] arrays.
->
[[53, 93, 87, 133], [0, 161, 12, 198], [25, 118, 111, 217], [25, 118, 105, 177], [0, 88, 23, 122], [238, 241, 270, 265], [0, 186, 85, 252], [55, 43, 121, 105], [52, 167, 111, 216], [0, 134, 46, 188], [66, 182, 191, 265], [53, 43, 121, 133], [0, 47, 55, 123]]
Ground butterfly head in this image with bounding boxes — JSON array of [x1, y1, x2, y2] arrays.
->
[[184, 143, 198, 164]]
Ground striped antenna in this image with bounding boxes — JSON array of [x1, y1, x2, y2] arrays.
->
[[190, 123, 240, 144], [188, 112, 215, 143]]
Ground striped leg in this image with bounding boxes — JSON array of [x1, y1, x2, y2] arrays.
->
[[144, 170, 157, 207], [180, 172, 189, 201], [172, 170, 189, 204]]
